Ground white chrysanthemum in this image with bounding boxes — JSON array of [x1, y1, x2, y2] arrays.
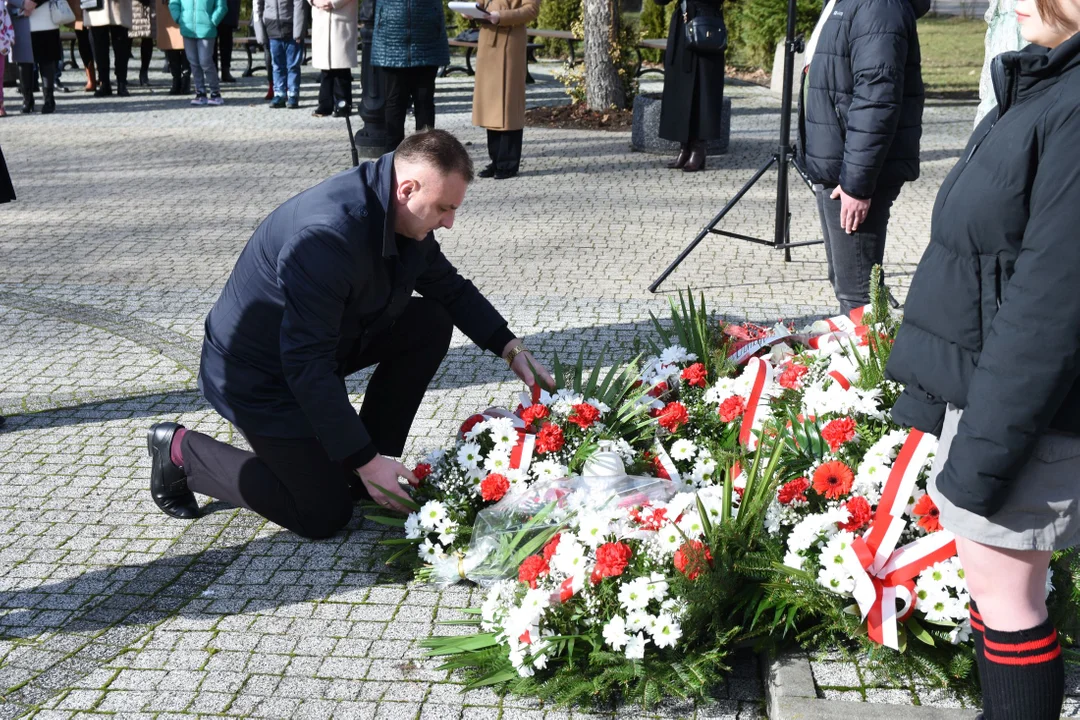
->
[[577, 511, 614, 548], [483, 451, 512, 474], [418, 501, 447, 530], [677, 511, 705, 539], [624, 632, 647, 660], [552, 537, 588, 576], [532, 460, 569, 482], [660, 345, 697, 366], [485, 417, 518, 447], [654, 523, 683, 555], [618, 577, 653, 613], [819, 531, 856, 570], [521, 588, 551, 618], [533, 653, 549, 670], [917, 587, 954, 623], [702, 378, 738, 406], [949, 619, 973, 645], [670, 439, 697, 461], [464, 420, 490, 441], [602, 615, 629, 650], [783, 550, 806, 570], [691, 454, 718, 484], [404, 513, 423, 539], [585, 398, 612, 414], [626, 609, 652, 632], [817, 566, 855, 595], [435, 517, 457, 546], [646, 572, 669, 602], [419, 539, 440, 561], [423, 448, 447, 466], [509, 649, 535, 677], [918, 561, 957, 591], [649, 613, 682, 649], [456, 443, 483, 470]]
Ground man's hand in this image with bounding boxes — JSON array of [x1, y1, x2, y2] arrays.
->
[[831, 186, 872, 234], [502, 338, 554, 391], [355, 455, 418, 513]]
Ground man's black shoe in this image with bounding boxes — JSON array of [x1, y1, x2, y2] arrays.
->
[[478, 164, 496, 178], [493, 169, 518, 180], [147, 422, 200, 519]]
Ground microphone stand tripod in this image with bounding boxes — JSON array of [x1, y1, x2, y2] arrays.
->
[[649, 0, 820, 293]]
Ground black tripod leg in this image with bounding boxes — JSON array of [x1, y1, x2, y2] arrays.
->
[[649, 155, 779, 293]]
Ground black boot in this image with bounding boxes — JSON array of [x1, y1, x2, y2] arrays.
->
[[147, 422, 201, 520], [41, 63, 56, 114], [683, 140, 707, 172], [182, 69, 191, 94], [94, 80, 113, 97], [667, 143, 691, 169], [139, 68, 150, 86], [18, 64, 34, 113], [116, 81, 130, 97]]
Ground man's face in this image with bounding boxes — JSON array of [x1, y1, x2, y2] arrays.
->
[[392, 162, 468, 241]]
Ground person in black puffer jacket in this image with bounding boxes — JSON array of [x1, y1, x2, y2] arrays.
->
[[886, 0, 1080, 716], [800, 0, 929, 315]]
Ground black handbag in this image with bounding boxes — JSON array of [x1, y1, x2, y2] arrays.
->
[[681, 0, 727, 55]]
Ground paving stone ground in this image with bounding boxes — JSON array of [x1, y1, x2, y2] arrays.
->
[[0, 56, 1067, 719]]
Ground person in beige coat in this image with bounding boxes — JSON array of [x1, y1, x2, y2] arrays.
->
[[86, 0, 133, 96], [472, 0, 540, 179], [308, 0, 356, 117], [156, 0, 191, 94]]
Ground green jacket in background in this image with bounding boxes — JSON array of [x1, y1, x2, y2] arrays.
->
[[169, 0, 227, 39]]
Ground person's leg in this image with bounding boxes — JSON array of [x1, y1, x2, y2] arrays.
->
[[139, 37, 153, 84], [219, 25, 235, 80], [815, 184, 840, 311], [315, 70, 333, 114], [184, 37, 206, 97], [412, 64, 437, 131], [263, 44, 274, 99], [382, 68, 408, 149], [91, 26, 112, 95], [166, 49, 183, 94], [285, 38, 302, 103], [18, 63, 34, 112], [957, 537, 1062, 720], [0, 54, 6, 112], [818, 185, 886, 316], [199, 38, 221, 97], [269, 38, 286, 101], [75, 29, 95, 90], [39, 61, 57, 113], [343, 296, 454, 457], [497, 128, 523, 176], [181, 431, 357, 539], [110, 25, 130, 93], [334, 69, 352, 111]]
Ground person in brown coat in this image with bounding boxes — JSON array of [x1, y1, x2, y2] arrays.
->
[[471, 0, 540, 179], [156, 0, 190, 94]]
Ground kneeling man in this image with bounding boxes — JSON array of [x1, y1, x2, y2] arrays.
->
[[147, 130, 552, 539]]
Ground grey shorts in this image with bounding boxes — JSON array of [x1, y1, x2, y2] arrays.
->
[[927, 404, 1080, 552]]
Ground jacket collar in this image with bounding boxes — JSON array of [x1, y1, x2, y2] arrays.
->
[[993, 32, 1080, 116], [352, 151, 399, 259]]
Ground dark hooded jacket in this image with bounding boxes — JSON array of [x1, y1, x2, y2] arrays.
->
[[800, 0, 930, 198], [198, 153, 513, 469], [886, 34, 1080, 516]]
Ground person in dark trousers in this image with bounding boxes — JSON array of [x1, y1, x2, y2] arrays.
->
[[308, 0, 356, 117], [259, 0, 305, 108], [146, 130, 554, 540], [799, 0, 929, 315], [25, 0, 63, 113], [86, 0, 134, 97], [886, 1, 1080, 718], [129, 0, 154, 86], [370, 0, 448, 149], [1, 142, 14, 202], [214, 0, 239, 82], [655, 0, 726, 172]]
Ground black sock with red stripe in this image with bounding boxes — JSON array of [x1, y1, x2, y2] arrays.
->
[[980, 616, 1064, 720], [968, 601, 992, 719]]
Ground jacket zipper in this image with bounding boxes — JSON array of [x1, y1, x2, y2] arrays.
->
[[834, 103, 847, 140]]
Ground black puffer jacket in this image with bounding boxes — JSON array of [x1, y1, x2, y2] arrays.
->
[[887, 34, 1080, 516], [800, 0, 929, 199]]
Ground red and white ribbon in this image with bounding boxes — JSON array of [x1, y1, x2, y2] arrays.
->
[[652, 441, 680, 482], [828, 370, 852, 390], [738, 357, 773, 450], [840, 430, 955, 649], [510, 430, 536, 475]]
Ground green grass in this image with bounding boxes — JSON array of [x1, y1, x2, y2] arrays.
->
[[919, 16, 986, 98]]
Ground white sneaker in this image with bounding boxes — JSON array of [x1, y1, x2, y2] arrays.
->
[[191, 94, 208, 106], [208, 93, 224, 106]]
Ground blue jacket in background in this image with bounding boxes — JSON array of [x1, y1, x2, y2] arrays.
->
[[371, 0, 450, 68], [170, 0, 228, 39], [197, 153, 512, 468]]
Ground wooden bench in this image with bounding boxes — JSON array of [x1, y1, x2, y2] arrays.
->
[[526, 27, 579, 64], [635, 38, 667, 78], [236, 20, 267, 77], [442, 38, 543, 84]]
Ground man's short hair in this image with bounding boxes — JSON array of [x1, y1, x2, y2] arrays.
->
[[394, 129, 475, 183]]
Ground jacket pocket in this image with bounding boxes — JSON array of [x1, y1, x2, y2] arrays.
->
[[978, 253, 1001, 341], [833, 103, 847, 141], [1031, 432, 1080, 464]]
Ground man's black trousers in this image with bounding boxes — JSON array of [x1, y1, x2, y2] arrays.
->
[[182, 297, 454, 539], [382, 65, 438, 150]]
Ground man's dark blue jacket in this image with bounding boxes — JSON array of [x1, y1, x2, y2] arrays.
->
[[198, 153, 514, 469]]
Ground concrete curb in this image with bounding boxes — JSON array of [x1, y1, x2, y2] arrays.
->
[[761, 650, 980, 720]]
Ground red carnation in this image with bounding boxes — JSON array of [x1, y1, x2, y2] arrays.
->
[[681, 363, 708, 388], [480, 473, 510, 503], [518, 554, 550, 589], [542, 533, 561, 562], [779, 363, 809, 390], [719, 395, 747, 424], [821, 417, 857, 452], [913, 494, 943, 533], [567, 403, 601, 430], [812, 461, 855, 500], [590, 542, 632, 583], [535, 423, 565, 454], [521, 404, 550, 428], [839, 495, 873, 532], [459, 414, 486, 436], [777, 477, 810, 505], [648, 381, 670, 398], [519, 629, 532, 645], [674, 540, 713, 581], [413, 463, 432, 483], [656, 401, 690, 433]]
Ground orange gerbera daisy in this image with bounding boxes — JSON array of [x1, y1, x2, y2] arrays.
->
[[913, 494, 943, 533], [812, 461, 855, 499]]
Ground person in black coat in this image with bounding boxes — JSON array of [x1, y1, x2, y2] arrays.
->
[[146, 130, 553, 540], [0, 144, 13, 203], [886, 3, 1080, 717], [215, 0, 240, 82], [655, 0, 725, 172], [800, 0, 928, 315]]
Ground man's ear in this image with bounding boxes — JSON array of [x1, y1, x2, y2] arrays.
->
[[396, 178, 420, 203]]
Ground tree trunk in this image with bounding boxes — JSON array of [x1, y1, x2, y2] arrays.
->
[[583, 0, 626, 111]]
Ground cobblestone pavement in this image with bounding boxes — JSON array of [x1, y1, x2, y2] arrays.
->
[[0, 58, 1062, 720]]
